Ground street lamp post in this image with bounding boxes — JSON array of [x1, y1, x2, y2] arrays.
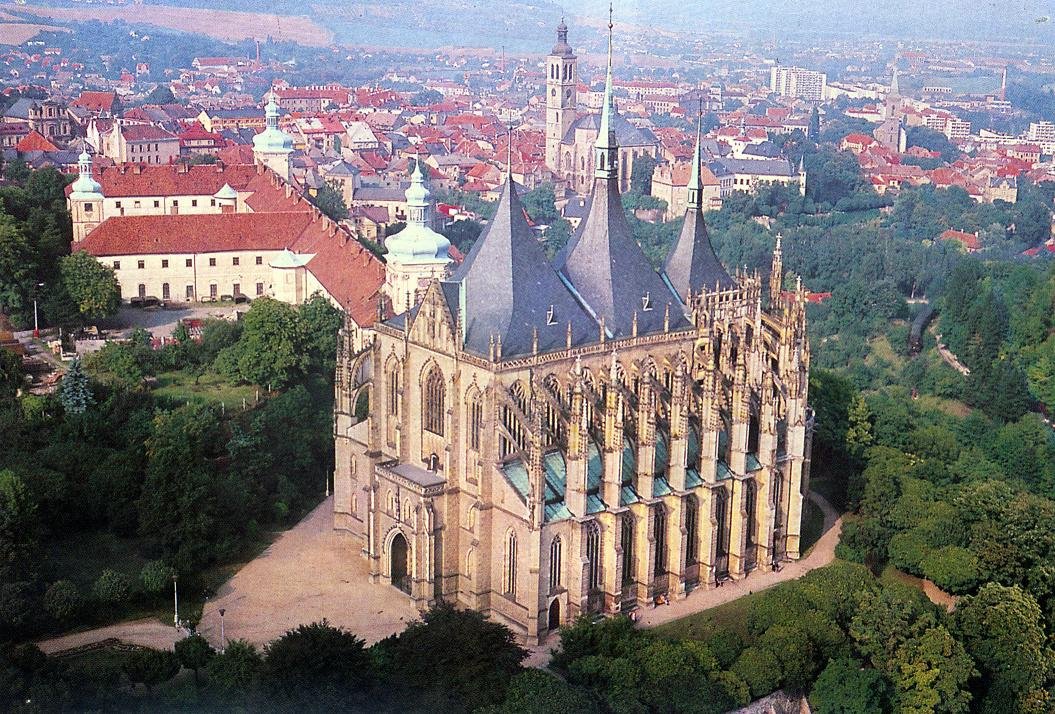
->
[[172, 574, 179, 629], [32, 282, 44, 338], [218, 608, 226, 653]]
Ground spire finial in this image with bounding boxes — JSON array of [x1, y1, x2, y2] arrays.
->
[[506, 122, 513, 183], [594, 4, 618, 180], [687, 95, 704, 210]]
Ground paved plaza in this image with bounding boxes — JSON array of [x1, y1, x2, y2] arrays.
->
[[196, 497, 418, 650]]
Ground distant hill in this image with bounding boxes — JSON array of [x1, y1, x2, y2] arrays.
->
[[20, 0, 1055, 47], [575, 0, 1055, 44]]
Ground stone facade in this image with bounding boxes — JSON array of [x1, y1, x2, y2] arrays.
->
[[334, 273, 812, 643]]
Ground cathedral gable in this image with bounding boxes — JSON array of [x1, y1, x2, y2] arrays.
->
[[407, 281, 458, 353]]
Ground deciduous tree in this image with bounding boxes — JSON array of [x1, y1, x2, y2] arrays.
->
[[59, 251, 119, 322]]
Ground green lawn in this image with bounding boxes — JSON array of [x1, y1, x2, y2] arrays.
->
[[914, 393, 972, 418], [151, 370, 260, 408], [652, 587, 768, 643]]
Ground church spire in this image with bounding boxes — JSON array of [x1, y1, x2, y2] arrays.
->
[[594, 3, 618, 181], [662, 99, 734, 302], [687, 98, 704, 210]]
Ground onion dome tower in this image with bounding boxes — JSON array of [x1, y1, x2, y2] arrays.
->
[[253, 91, 294, 181], [69, 151, 104, 243], [384, 161, 452, 315]]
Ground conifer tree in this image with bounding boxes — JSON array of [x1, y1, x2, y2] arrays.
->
[[59, 358, 93, 415]]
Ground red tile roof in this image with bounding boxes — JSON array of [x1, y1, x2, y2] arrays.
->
[[71, 91, 117, 113], [938, 229, 982, 251], [79, 212, 311, 256], [77, 162, 386, 326], [121, 124, 178, 142], [16, 129, 58, 152], [67, 162, 261, 198]]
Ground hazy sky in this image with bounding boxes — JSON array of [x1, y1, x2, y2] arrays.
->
[[574, 0, 1055, 43]]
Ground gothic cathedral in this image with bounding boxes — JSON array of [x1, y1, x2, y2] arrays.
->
[[333, 23, 812, 645]]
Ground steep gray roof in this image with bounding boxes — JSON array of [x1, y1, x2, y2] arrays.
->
[[3, 98, 34, 120], [448, 179, 597, 358], [664, 208, 735, 300], [556, 177, 686, 338], [715, 156, 795, 177], [352, 185, 408, 202], [562, 112, 657, 148], [741, 141, 782, 159]]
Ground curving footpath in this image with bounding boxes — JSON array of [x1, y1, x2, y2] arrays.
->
[[524, 490, 842, 667], [36, 619, 181, 655], [37, 493, 841, 663]]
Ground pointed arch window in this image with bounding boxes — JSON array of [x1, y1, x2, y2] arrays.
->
[[586, 521, 601, 590], [388, 361, 401, 417], [621, 516, 635, 586], [423, 367, 445, 436], [747, 410, 761, 458], [549, 536, 563, 592], [468, 391, 483, 451], [504, 530, 518, 597], [715, 487, 731, 579], [653, 507, 668, 577], [685, 496, 699, 565], [745, 479, 758, 571], [717, 411, 732, 474]]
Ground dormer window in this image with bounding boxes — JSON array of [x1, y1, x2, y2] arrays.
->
[[641, 291, 653, 311], [546, 305, 557, 326]]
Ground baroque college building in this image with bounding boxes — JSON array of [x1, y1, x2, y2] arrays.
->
[[333, 26, 813, 644]]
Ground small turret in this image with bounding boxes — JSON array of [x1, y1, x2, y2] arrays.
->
[[770, 234, 784, 304], [70, 151, 103, 199], [382, 160, 452, 316], [69, 151, 104, 243]]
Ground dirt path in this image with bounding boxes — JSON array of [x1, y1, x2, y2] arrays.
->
[[637, 491, 841, 629], [36, 619, 180, 655], [38, 493, 842, 663], [933, 332, 970, 376]]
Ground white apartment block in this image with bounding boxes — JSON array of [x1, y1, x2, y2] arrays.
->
[[769, 66, 827, 102]]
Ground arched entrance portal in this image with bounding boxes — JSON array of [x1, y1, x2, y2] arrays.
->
[[548, 599, 560, 631], [390, 533, 410, 594]]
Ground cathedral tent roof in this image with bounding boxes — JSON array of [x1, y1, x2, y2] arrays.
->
[[556, 178, 685, 338], [664, 115, 735, 299], [447, 178, 596, 359], [664, 209, 734, 298]]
